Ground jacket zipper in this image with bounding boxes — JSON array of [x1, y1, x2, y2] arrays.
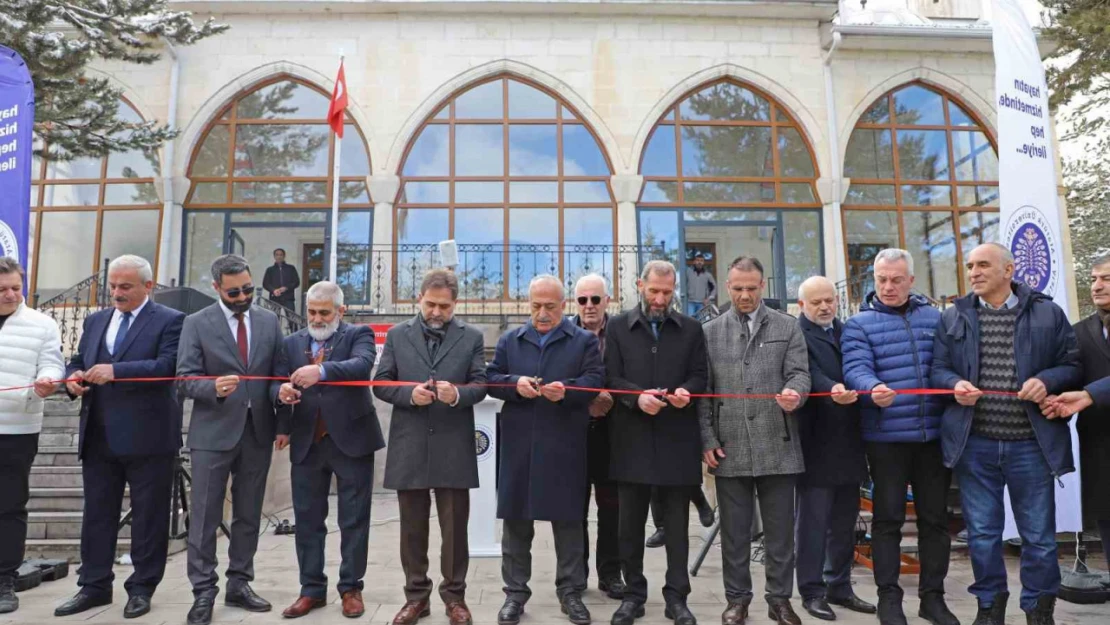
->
[[902, 313, 926, 442]]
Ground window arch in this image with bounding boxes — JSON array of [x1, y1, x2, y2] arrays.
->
[[396, 74, 616, 301], [181, 75, 374, 305], [635, 78, 823, 303], [842, 82, 999, 304], [30, 99, 161, 302]]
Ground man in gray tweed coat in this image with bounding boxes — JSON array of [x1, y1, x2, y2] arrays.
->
[[699, 256, 810, 625]]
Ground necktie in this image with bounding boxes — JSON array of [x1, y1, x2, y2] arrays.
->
[[112, 311, 132, 356], [1100, 309, 1110, 345], [234, 312, 249, 367], [826, 327, 835, 339], [312, 341, 328, 443], [650, 320, 660, 340]]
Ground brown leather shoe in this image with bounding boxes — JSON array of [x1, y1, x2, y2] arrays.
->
[[394, 599, 431, 625], [446, 601, 474, 625], [282, 596, 326, 619], [767, 598, 802, 625], [722, 600, 751, 625], [341, 590, 364, 618]]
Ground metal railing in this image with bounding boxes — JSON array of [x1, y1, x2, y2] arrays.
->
[[834, 270, 949, 319]]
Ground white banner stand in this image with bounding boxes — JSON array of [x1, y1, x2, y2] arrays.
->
[[469, 397, 502, 557]]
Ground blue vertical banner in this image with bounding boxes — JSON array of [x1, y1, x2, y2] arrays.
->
[[0, 44, 35, 268]]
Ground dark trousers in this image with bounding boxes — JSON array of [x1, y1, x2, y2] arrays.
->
[[399, 488, 469, 603], [0, 434, 38, 583], [717, 475, 796, 601], [583, 421, 620, 583], [651, 486, 710, 528], [1100, 520, 1110, 562], [956, 436, 1059, 612], [79, 431, 174, 598], [502, 519, 585, 604], [187, 415, 273, 597], [619, 483, 690, 605], [291, 436, 374, 599], [795, 483, 860, 601], [865, 441, 951, 597]]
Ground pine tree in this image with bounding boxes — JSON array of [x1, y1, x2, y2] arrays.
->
[[1043, 0, 1110, 139], [1063, 141, 1110, 318], [0, 0, 228, 161]]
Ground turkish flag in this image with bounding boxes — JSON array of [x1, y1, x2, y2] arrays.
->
[[327, 61, 348, 138]]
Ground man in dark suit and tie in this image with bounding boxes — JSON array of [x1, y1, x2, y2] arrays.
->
[[54, 255, 184, 620], [176, 254, 288, 625], [276, 280, 384, 620]]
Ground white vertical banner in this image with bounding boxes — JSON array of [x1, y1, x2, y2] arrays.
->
[[469, 397, 501, 556], [992, 0, 1083, 538]]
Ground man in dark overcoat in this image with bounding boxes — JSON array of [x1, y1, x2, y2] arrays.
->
[[486, 274, 604, 625], [1043, 254, 1110, 562], [374, 268, 488, 625], [605, 260, 708, 625], [793, 276, 874, 621]]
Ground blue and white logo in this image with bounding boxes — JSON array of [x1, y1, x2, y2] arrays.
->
[[0, 219, 17, 259], [475, 424, 494, 462], [1006, 205, 1058, 296]]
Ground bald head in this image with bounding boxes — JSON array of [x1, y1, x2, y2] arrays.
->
[[967, 242, 1015, 305], [798, 276, 838, 327]]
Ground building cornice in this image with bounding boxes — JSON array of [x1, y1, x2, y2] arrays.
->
[[821, 22, 1057, 56]]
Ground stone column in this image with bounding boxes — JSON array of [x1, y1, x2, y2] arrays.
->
[[610, 174, 644, 307], [368, 173, 401, 313]]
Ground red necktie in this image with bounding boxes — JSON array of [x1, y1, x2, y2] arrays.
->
[[234, 313, 249, 367]]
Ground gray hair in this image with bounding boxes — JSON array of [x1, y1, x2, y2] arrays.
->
[[797, 275, 835, 301], [574, 273, 610, 295], [972, 242, 1014, 265], [210, 254, 251, 284], [529, 274, 565, 300], [1091, 254, 1110, 270], [306, 280, 344, 307], [0, 256, 25, 279], [108, 255, 153, 282], [873, 248, 915, 277], [641, 259, 677, 282]]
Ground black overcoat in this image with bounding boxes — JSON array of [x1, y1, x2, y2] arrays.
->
[[1075, 314, 1110, 521]]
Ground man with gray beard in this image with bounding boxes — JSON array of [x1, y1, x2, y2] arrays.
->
[[276, 281, 384, 620]]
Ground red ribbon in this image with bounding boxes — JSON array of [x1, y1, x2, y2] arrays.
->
[[1, 375, 1019, 398]]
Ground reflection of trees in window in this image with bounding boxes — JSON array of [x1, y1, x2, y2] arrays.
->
[[843, 82, 999, 301]]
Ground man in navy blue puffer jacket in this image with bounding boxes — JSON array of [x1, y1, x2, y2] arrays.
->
[[841, 249, 957, 625]]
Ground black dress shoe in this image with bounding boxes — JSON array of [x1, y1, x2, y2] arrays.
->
[[124, 595, 151, 619], [187, 596, 214, 625], [803, 598, 835, 621], [610, 601, 645, 625], [694, 501, 715, 528], [225, 583, 272, 612], [918, 594, 959, 625], [54, 591, 112, 617], [828, 593, 877, 615], [664, 602, 697, 625], [645, 528, 666, 548], [561, 594, 592, 625], [0, 578, 17, 614], [599, 577, 626, 600], [498, 599, 525, 625]]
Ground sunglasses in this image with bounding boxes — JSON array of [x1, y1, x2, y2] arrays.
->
[[224, 285, 255, 298], [577, 295, 603, 306]]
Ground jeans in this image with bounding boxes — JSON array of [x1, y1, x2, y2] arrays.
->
[[955, 435, 1059, 612], [685, 302, 704, 317]]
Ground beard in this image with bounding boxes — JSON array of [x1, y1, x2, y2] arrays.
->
[[640, 299, 669, 323], [423, 316, 446, 330], [308, 318, 340, 342], [222, 295, 252, 314]]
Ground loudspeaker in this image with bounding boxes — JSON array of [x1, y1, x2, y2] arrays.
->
[[152, 287, 216, 316]]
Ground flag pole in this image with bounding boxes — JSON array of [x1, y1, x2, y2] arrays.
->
[[328, 53, 344, 282]]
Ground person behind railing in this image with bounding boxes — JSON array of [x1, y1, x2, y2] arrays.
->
[[486, 275, 603, 625], [932, 243, 1081, 625], [374, 268, 488, 625], [684, 253, 716, 317], [0, 256, 63, 616], [56, 255, 185, 620], [840, 248, 956, 625], [263, 248, 300, 312]]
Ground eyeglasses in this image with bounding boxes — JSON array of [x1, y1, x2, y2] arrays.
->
[[577, 295, 602, 306], [224, 285, 255, 298]]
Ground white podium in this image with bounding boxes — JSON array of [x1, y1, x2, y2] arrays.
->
[[468, 397, 502, 557]]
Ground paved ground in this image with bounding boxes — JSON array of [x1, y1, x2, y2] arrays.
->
[[8, 493, 1109, 624]]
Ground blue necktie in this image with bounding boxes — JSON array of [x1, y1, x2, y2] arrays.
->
[[650, 321, 660, 340], [113, 311, 132, 356]]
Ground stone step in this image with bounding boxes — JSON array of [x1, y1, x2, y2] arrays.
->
[[28, 511, 132, 540], [33, 446, 80, 467], [28, 487, 129, 512], [43, 397, 80, 417], [24, 538, 131, 563], [42, 413, 80, 431], [37, 431, 79, 447], [29, 466, 84, 489]]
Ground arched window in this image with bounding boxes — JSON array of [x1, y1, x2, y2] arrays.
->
[[30, 99, 161, 302], [396, 75, 616, 301], [843, 82, 999, 304], [636, 79, 822, 304], [182, 76, 373, 307]]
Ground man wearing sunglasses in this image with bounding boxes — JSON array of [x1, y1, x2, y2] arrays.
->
[[176, 254, 289, 625], [570, 275, 625, 601]]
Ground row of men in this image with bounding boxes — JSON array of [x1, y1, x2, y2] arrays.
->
[[0, 244, 1107, 625]]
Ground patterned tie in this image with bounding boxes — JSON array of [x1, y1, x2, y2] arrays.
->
[[312, 341, 328, 443], [1100, 309, 1110, 346], [234, 312, 249, 367], [112, 311, 132, 356]]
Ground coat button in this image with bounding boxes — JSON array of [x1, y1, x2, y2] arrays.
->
[[651, 346, 657, 354]]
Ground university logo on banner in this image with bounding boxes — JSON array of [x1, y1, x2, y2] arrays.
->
[[1006, 205, 1059, 295], [0, 44, 35, 268]]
